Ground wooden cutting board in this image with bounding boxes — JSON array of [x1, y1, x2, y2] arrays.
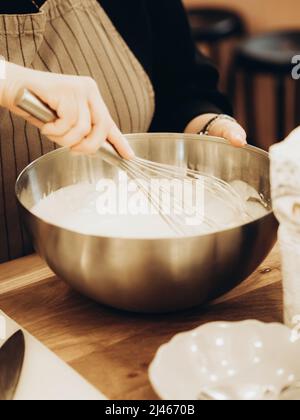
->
[[0, 245, 283, 400], [0, 311, 106, 400]]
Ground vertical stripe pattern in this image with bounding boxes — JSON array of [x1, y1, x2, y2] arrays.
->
[[0, 0, 155, 263]]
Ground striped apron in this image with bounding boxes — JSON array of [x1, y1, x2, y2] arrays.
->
[[0, 0, 155, 263]]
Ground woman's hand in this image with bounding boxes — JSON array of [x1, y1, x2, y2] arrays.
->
[[185, 113, 247, 147], [0, 62, 134, 158]]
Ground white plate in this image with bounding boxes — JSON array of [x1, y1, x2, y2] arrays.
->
[[149, 321, 300, 400]]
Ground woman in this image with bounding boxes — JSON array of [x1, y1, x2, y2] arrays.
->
[[0, 0, 246, 263]]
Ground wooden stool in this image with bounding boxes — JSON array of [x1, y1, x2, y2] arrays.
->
[[230, 31, 300, 145], [187, 8, 246, 66]]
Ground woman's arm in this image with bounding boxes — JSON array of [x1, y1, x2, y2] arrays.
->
[[0, 61, 134, 158], [147, 0, 246, 146]]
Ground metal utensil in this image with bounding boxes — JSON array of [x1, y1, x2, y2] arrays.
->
[[15, 89, 251, 236], [16, 88, 58, 124], [0, 330, 25, 401]]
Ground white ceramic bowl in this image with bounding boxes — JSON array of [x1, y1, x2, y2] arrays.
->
[[149, 321, 300, 400]]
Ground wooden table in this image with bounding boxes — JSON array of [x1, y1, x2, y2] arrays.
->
[[0, 246, 283, 400]]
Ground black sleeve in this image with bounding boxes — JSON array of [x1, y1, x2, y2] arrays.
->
[[148, 0, 233, 133], [0, 1, 44, 14]]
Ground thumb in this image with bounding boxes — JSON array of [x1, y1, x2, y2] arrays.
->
[[210, 121, 247, 147]]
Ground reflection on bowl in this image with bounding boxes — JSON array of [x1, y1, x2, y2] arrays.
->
[[149, 321, 300, 400], [16, 134, 277, 313]]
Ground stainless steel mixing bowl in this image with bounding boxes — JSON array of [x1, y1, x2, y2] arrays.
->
[[16, 134, 277, 313]]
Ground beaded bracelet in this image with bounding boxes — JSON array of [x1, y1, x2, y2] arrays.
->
[[199, 114, 237, 136]]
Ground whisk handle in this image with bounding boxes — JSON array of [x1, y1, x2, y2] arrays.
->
[[15, 88, 58, 124], [15, 88, 122, 163]]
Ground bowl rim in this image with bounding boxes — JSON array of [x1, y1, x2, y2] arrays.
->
[[15, 133, 274, 242]]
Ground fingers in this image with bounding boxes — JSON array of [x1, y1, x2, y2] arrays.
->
[[71, 85, 135, 158], [50, 102, 91, 148], [70, 88, 112, 154], [71, 122, 108, 154], [108, 125, 135, 159], [210, 120, 247, 147], [71, 115, 135, 159], [40, 94, 79, 141], [10, 106, 44, 129], [88, 83, 135, 158], [12, 70, 134, 158]]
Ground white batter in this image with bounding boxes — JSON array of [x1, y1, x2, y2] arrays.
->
[[31, 179, 269, 238]]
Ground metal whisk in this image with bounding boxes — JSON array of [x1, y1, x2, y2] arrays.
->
[[16, 89, 248, 236], [106, 153, 248, 235]]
